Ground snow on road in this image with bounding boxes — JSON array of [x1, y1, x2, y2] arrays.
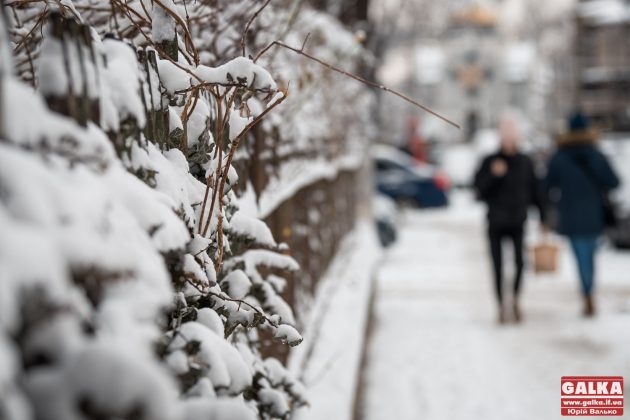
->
[[362, 192, 630, 420]]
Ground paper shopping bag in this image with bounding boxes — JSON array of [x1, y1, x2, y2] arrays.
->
[[532, 241, 559, 273]]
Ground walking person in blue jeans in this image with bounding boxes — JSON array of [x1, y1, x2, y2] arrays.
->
[[546, 112, 620, 316]]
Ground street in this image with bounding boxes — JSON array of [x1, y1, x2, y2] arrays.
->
[[362, 192, 630, 420]]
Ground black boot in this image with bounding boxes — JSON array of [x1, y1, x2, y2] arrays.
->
[[584, 295, 595, 317]]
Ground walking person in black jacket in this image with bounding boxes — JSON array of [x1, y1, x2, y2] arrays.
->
[[474, 114, 546, 324], [546, 112, 620, 317]]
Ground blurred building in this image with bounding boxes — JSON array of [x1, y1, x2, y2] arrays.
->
[[375, 2, 556, 146], [418, 5, 547, 143], [574, 0, 630, 132]]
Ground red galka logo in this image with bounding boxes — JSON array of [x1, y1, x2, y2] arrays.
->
[[561, 376, 624, 416]]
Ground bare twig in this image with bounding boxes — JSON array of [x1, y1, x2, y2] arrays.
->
[[206, 290, 277, 327], [200, 90, 226, 237], [174, 82, 272, 95], [240, 0, 272, 57], [214, 210, 224, 272], [198, 87, 223, 236], [215, 92, 288, 224], [255, 40, 460, 129], [300, 32, 310, 51], [12, 7, 47, 54], [200, 87, 238, 238], [179, 87, 201, 155]]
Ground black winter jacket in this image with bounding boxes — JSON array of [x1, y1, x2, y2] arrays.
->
[[474, 151, 546, 229]]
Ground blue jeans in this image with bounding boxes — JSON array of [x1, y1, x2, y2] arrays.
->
[[569, 236, 598, 296]]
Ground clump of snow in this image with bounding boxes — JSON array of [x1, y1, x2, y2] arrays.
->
[[274, 324, 303, 347], [152, 1, 178, 44], [229, 211, 276, 246], [195, 57, 277, 91], [26, 343, 179, 420], [168, 321, 252, 394], [229, 109, 252, 141], [100, 38, 147, 130], [196, 308, 225, 336], [3, 78, 114, 163], [157, 59, 193, 94], [221, 270, 252, 300], [36, 28, 68, 97]]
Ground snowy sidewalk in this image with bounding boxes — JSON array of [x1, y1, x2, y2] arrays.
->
[[362, 193, 630, 420]]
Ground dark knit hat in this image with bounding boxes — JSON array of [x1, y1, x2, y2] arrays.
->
[[557, 111, 598, 145], [568, 111, 590, 132]]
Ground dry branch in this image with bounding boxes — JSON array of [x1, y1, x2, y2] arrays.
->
[[240, 0, 272, 57], [255, 40, 460, 129]]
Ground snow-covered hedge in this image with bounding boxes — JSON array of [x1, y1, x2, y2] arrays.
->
[[2, 0, 375, 419], [0, 1, 326, 419]]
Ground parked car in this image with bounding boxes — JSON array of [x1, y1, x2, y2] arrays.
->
[[609, 214, 630, 249], [372, 145, 450, 208], [602, 137, 630, 250], [373, 193, 398, 247]]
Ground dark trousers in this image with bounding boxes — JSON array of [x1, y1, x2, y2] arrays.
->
[[488, 226, 524, 304]]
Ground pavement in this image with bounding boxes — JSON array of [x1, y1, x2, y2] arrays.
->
[[361, 192, 630, 420]]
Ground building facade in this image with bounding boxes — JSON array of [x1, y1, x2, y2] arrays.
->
[[574, 0, 630, 132]]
